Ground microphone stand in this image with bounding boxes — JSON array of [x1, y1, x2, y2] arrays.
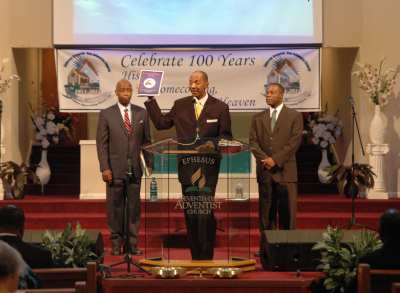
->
[[348, 97, 365, 228], [108, 157, 149, 275]]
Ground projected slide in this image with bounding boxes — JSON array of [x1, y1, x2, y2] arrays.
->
[[53, 0, 322, 45]]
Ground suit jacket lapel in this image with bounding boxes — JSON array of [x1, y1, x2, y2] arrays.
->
[[198, 96, 215, 122], [131, 104, 141, 135], [189, 98, 197, 123], [272, 105, 287, 135], [263, 109, 272, 134]]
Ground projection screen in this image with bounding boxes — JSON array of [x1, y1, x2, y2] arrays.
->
[[53, 0, 323, 46]]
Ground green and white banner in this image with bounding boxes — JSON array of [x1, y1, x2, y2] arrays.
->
[[56, 48, 320, 112]]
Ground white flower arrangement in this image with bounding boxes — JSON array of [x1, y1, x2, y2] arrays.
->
[[308, 113, 343, 149], [31, 104, 74, 149], [353, 59, 399, 106], [0, 58, 20, 95]]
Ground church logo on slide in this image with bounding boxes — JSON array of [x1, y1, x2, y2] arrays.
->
[[264, 51, 313, 106], [143, 78, 156, 89], [62, 52, 112, 106]]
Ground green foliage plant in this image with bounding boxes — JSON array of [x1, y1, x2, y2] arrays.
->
[[312, 226, 382, 293], [41, 222, 100, 267]]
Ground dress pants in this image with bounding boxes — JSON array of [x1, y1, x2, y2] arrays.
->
[[258, 179, 292, 231], [106, 177, 141, 251]]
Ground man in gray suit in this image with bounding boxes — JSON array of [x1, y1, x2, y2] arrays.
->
[[96, 79, 151, 255], [249, 83, 303, 231]]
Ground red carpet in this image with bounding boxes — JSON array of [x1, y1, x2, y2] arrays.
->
[[2, 194, 399, 250]]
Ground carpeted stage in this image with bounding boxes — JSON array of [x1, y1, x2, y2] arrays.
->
[[1, 194, 399, 292]]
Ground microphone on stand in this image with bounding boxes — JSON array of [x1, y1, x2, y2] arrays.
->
[[348, 96, 355, 107], [193, 98, 200, 141], [347, 96, 365, 156]]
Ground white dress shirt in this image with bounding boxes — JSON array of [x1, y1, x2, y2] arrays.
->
[[117, 102, 132, 122], [193, 93, 209, 114], [269, 102, 284, 120]]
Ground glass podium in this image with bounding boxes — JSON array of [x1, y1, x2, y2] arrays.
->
[[139, 137, 255, 272]]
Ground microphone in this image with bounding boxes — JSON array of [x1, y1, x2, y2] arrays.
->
[[348, 96, 355, 106], [192, 98, 200, 141]]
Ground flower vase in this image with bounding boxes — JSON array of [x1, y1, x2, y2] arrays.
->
[[35, 149, 51, 194], [318, 149, 332, 184], [369, 105, 387, 144]]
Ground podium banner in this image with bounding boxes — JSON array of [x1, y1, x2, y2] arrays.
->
[[56, 48, 320, 112]]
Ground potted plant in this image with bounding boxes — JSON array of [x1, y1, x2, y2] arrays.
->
[[41, 222, 102, 268], [0, 161, 39, 199], [353, 59, 399, 144], [30, 103, 77, 191], [312, 226, 382, 293], [326, 163, 375, 198]]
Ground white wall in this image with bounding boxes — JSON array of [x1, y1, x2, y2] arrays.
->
[[323, 0, 362, 47], [0, 0, 21, 163], [0, 0, 52, 163], [10, 0, 52, 48], [354, 0, 400, 196]]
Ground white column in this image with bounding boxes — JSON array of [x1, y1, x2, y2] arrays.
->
[[366, 143, 389, 199]]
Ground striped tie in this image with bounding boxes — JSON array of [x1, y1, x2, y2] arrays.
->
[[124, 109, 132, 134]]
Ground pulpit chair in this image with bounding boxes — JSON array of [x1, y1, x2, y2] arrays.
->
[[30, 261, 97, 293]]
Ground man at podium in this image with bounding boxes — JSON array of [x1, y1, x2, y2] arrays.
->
[[145, 70, 232, 260]]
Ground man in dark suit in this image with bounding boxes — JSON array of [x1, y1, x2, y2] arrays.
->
[[96, 79, 151, 255], [0, 205, 53, 269], [249, 83, 303, 232], [145, 70, 232, 260], [359, 208, 400, 269]]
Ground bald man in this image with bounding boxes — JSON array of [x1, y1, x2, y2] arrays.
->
[[96, 79, 151, 256], [145, 71, 232, 260]]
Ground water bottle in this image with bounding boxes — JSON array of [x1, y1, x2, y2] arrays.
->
[[235, 182, 244, 199], [150, 177, 158, 201]]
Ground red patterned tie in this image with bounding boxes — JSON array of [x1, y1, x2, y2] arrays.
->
[[124, 109, 132, 134]]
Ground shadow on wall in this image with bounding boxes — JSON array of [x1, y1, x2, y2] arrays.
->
[[386, 91, 400, 197]]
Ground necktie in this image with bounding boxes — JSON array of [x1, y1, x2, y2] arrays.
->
[[195, 101, 202, 120], [271, 109, 277, 131], [124, 109, 132, 134]]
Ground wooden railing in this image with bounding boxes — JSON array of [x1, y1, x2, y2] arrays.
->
[[358, 263, 400, 293], [27, 262, 97, 293]]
